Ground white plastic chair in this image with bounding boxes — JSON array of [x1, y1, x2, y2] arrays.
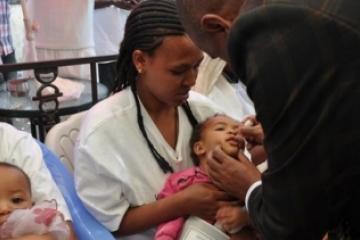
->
[[45, 111, 86, 172]]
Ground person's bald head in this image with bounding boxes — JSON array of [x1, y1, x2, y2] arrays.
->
[[176, 0, 244, 61]]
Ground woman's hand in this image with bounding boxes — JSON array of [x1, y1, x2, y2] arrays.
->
[[178, 183, 231, 221]]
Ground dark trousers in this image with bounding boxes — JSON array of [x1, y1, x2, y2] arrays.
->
[[0, 51, 17, 82], [98, 61, 116, 93], [0, 51, 17, 123]]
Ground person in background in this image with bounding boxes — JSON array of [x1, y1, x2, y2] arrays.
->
[[94, 0, 140, 90], [0, 0, 17, 87], [194, 53, 255, 121], [21, 0, 96, 80], [94, 0, 139, 56]]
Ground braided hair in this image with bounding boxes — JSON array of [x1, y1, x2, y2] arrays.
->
[[113, 0, 186, 93], [113, 0, 199, 173]]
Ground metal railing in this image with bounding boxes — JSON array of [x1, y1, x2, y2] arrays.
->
[[0, 54, 118, 140]]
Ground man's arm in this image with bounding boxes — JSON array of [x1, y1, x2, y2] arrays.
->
[[94, 0, 113, 9], [226, 1, 360, 238], [95, 0, 139, 10]]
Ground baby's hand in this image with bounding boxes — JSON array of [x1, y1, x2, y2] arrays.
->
[[216, 205, 249, 233]]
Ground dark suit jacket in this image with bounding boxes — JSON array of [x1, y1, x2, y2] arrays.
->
[[228, 0, 360, 239]]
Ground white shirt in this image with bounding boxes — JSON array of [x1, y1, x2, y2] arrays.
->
[[194, 54, 255, 120], [74, 88, 220, 239], [0, 123, 71, 221], [94, 6, 129, 56], [29, 0, 95, 49]]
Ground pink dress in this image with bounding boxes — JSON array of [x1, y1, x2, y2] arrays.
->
[[155, 167, 210, 240], [0, 200, 69, 240]]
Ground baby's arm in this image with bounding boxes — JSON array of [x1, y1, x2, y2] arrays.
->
[[216, 204, 250, 234]]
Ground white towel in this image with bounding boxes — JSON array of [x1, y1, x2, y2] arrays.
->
[[35, 77, 85, 102]]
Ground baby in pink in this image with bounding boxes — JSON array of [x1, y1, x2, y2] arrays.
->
[[155, 114, 250, 240], [0, 163, 69, 240]]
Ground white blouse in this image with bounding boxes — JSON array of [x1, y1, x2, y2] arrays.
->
[[74, 88, 221, 239]]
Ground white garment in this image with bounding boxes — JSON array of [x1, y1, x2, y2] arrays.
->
[[194, 54, 255, 120], [74, 88, 220, 239], [0, 123, 71, 221], [35, 47, 95, 80], [94, 6, 129, 56], [235, 80, 255, 116], [28, 0, 95, 50], [23, 0, 96, 80]]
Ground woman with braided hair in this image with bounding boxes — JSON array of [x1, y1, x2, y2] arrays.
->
[[74, 0, 231, 239]]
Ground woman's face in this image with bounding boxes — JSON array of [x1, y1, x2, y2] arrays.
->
[[135, 35, 204, 107]]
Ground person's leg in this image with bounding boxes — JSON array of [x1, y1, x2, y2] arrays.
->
[[98, 61, 116, 92], [2, 51, 17, 81]]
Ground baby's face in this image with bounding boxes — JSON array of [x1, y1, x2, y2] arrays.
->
[[200, 115, 245, 158], [0, 167, 32, 225]]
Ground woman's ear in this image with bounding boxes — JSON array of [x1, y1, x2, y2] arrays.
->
[[200, 14, 231, 33], [193, 141, 207, 156], [132, 49, 146, 74]]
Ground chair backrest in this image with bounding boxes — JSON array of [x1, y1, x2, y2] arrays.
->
[[45, 111, 86, 172], [37, 141, 115, 240]]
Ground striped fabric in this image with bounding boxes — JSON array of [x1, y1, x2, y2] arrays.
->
[[0, 0, 13, 56]]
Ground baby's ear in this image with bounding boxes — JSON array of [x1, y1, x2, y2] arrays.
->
[[193, 141, 206, 156]]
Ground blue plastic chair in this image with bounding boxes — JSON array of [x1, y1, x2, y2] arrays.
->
[[37, 141, 116, 240]]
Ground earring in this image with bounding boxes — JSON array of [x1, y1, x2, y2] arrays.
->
[[136, 66, 142, 74]]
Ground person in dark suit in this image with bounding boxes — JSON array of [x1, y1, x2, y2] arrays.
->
[[176, 0, 360, 239]]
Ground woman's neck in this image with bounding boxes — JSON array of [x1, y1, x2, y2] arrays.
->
[[135, 83, 179, 149], [136, 83, 176, 117]]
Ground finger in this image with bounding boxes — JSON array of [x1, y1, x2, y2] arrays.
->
[[240, 126, 257, 137], [130, 0, 140, 4], [213, 146, 236, 164], [237, 150, 251, 163], [209, 145, 226, 164], [210, 177, 223, 189], [216, 209, 227, 220], [207, 150, 223, 173], [214, 192, 233, 201], [240, 115, 257, 124], [246, 143, 254, 151]]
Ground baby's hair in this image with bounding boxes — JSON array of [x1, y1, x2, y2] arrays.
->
[[113, 0, 185, 93], [0, 162, 31, 193], [189, 113, 226, 165]]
